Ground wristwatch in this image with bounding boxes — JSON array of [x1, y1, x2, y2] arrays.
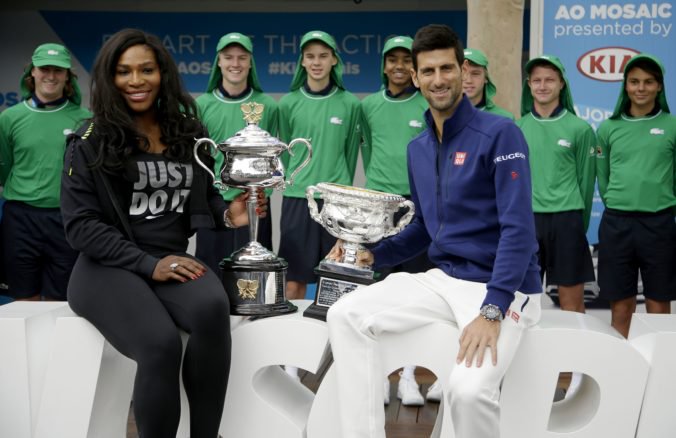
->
[[480, 304, 503, 322]]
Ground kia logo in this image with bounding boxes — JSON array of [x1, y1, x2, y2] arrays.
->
[[577, 47, 640, 82]]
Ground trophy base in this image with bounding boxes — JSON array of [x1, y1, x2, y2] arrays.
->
[[220, 257, 297, 317], [303, 267, 379, 322], [233, 300, 298, 318], [318, 260, 375, 279]]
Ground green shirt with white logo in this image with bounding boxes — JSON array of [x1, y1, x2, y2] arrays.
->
[[196, 88, 278, 201], [480, 104, 514, 120], [596, 111, 676, 212], [517, 109, 597, 229], [278, 86, 362, 198], [0, 100, 90, 208], [360, 90, 427, 195]]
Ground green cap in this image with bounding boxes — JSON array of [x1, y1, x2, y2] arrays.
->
[[205, 32, 263, 93], [610, 53, 670, 118], [289, 30, 345, 91], [20, 43, 82, 106], [380, 36, 413, 87], [520, 54, 575, 116], [32, 43, 72, 68]]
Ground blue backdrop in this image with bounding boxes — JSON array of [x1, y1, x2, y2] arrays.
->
[[42, 10, 475, 93]]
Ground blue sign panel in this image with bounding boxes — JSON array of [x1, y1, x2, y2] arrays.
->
[[42, 11, 468, 93]]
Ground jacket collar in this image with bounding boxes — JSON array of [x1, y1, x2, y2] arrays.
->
[[424, 95, 476, 142]]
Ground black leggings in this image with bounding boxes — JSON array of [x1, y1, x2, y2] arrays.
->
[[68, 254, 231, 438]]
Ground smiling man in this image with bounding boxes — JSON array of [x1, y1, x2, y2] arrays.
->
[[195, 32, 277, 275], [0, 43, 90, 302], [326, 24, 542, 438], [596, 53, 676, 338]]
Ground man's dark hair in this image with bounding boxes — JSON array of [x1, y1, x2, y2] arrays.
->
[[626, 58, 663, 86], [89, 28, 203, 171], [411, 24, 464, 71]]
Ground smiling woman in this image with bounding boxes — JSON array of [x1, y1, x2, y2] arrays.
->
[[114, 45, 161, 116], [59, 28, 267, 438]]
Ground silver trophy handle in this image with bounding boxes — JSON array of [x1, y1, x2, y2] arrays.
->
[[385, 199, 415, 237], [286, 138, 312, 187], [306, 185, 324, 225], [194, 137, 227, 191]]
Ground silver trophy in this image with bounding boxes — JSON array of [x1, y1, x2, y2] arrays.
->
[[194, 102, 312, 316], [303, 182, 415, 320]]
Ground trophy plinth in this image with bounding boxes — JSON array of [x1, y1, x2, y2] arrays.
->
[[220, 257, 297, 317], [194, 102, 312, 316], [303, 267, 378, 321], [303, 183, 414, 321]]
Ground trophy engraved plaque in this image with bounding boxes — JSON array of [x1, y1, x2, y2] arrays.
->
[[303, 183, 415, 321], [194, 102, 312, 316]]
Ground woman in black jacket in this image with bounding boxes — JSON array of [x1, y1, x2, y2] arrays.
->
[[60, 28, 263, 438]]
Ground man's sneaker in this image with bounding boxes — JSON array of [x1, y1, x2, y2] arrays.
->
[[397, 371, 424, 406], [384, 378, 390, 405], [426, 379, 442, 402]]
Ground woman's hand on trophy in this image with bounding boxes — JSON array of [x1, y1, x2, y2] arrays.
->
[[227, 189, 268, 227]]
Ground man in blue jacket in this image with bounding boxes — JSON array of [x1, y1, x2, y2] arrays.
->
[[326, 24, 543, 438]]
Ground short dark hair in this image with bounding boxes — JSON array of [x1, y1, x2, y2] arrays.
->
[[626, 58, 663, 86], [411, 24, 464, 71]]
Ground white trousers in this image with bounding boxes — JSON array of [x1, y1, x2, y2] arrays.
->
[[327, 269, 541, 438]]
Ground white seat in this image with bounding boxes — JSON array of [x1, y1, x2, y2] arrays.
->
[[0, 301, 663, 438], [217, 300, 331, 438], [0, 302, 72, 438], [501, 310, 650, 438], [629, 313, 676, 438], [34, 315, 136, 438]]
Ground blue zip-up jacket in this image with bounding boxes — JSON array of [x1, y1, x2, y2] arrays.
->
[[372, 96, 542, 314]]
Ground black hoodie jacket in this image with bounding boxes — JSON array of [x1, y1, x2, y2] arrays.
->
[[60, 122, 228, 279]]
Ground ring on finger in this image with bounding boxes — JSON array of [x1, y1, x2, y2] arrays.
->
[[170, 262, 180, 272]]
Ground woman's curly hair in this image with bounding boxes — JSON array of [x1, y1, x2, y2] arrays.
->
[[89, 28, 209, 172]]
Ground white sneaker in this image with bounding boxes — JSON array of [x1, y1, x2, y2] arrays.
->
[[426, 379, 442, 403], [397, 371, 424, 406]]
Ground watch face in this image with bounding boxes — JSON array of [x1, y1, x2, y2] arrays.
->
[[482, 305, 502, 321]]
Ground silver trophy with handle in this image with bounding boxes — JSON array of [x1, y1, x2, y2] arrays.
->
[[194, 102, 312, 316], [303, 182, 414, 320]]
